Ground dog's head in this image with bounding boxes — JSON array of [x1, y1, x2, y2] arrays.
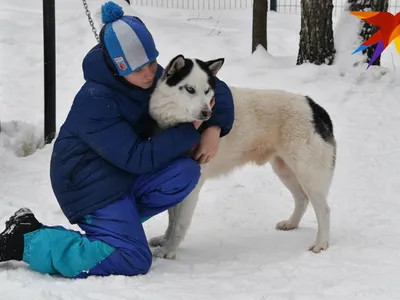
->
[[149, 55, 224, 128]]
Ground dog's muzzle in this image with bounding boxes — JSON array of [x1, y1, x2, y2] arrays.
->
[[200, 110, 212, 121]]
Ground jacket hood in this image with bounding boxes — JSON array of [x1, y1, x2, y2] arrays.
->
[[81, 44, 159, 96]]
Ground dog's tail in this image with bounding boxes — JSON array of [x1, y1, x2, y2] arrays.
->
[[305, 96, 334, 143], [305, 96, 336, 168]]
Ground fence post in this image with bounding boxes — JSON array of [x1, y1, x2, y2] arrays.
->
[[43, 0, 56, 144], [270, 0, 277, 11]]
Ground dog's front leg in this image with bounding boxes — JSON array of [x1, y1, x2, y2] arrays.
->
[[148, 206, 177, 248], [150, 179, 204, 259]]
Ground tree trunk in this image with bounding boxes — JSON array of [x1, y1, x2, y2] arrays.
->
[[297, 0, 335, 65], [252, 0, 268, 53], [348, 0, 389, 66]]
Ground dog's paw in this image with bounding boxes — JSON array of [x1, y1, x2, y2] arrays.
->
[[152, 246, 176, 260], [276, 220, 298, 231], [308, 242, 329, 253], [148, 235, 167, 248]]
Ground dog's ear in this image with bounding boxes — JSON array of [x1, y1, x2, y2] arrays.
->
[[206, 58, 224, 76], [161, 54, 185, 80]]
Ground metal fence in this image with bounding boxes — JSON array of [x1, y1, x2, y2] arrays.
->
[[276, 0, 399, 16], [130, 0, 399, 15], [130, 0, 252, 9]]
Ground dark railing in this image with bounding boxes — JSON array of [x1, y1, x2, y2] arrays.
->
[[43, 0, 56, 144]]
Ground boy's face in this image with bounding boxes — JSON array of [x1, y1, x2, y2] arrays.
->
[[124, 60, 158, 89]]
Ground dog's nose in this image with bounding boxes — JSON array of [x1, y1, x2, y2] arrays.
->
[[201, 110, 211, 119]]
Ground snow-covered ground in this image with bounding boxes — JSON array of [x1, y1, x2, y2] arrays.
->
[[1, 1, 400, 299]]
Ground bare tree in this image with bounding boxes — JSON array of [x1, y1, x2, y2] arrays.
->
[[297, 0, 335, 65], [252, 0, 268, 52], [348, 0, 389, 66]]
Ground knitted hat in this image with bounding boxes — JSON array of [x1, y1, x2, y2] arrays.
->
[[100, 1, 159, 76]]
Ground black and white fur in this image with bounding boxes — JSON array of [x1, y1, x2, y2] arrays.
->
[[148, 55, 337, 259]]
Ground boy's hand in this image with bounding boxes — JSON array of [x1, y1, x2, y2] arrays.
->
[[193, 126, 221, 164], [190, 97, 218, 163]]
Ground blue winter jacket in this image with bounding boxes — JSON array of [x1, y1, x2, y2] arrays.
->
[[50, 44, 235, 224]]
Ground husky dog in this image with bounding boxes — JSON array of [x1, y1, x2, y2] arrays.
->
[[148, 55, 336, 259]]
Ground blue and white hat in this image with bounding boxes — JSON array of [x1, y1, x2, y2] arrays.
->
[[100, 1, 159, 76]]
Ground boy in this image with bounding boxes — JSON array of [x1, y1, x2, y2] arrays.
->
[[0, 1, 234, 278]]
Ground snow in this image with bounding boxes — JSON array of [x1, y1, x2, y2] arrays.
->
[[1, 0, 400, 299]]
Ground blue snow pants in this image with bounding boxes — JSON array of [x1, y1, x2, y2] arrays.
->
[[22, 157, 200, 278]]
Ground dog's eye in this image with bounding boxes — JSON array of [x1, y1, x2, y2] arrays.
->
[[205, 87, 211, 95], [184, 85, 196, 94]]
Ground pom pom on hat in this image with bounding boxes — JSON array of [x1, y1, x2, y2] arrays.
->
[[101, 1, 124, 24]]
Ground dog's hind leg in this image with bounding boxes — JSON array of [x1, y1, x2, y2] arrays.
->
[[149, 178, 205, 259], [289, 145, 335, 253], [272, 156, 309, 231]]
